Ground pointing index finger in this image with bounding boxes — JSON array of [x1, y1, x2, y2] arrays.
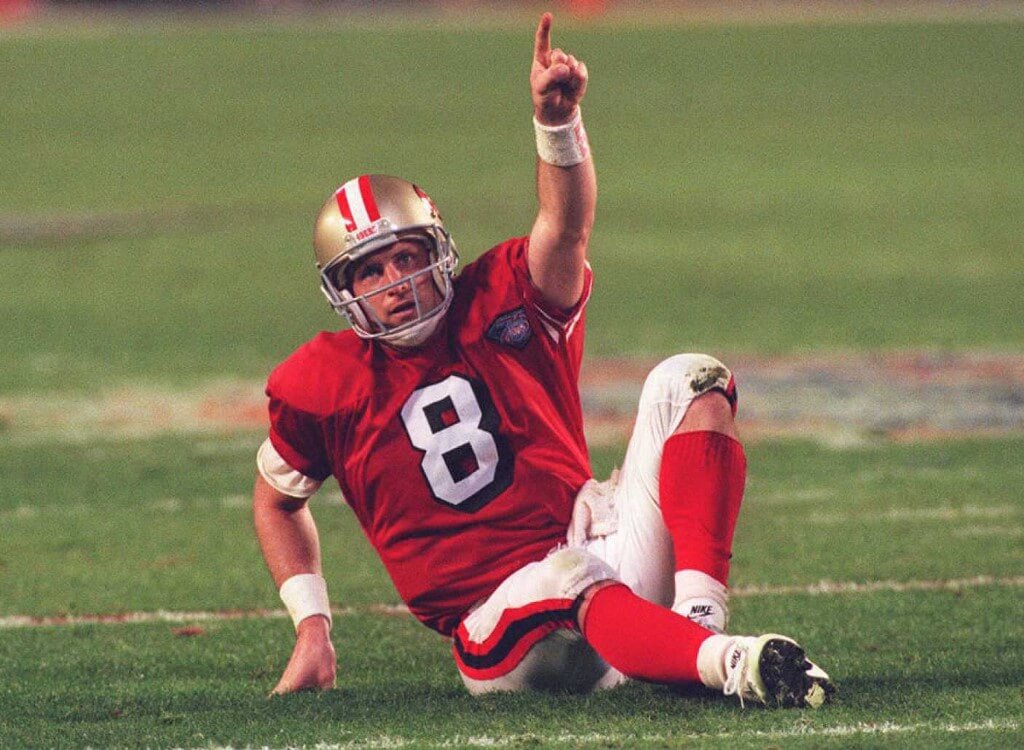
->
[[534, 12, 552, 65]]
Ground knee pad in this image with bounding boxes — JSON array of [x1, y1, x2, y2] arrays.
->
[[640, 353, 736, 412], [534, 547, 620, 602], [459, 548, 619, 647]]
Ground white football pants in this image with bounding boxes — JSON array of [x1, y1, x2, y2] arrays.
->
[[458, 353, 734, 694]]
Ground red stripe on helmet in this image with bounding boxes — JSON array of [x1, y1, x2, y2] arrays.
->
[[413, 184, 439, 218], [335, 188, 356, 232], [358, 175, 381, 223]]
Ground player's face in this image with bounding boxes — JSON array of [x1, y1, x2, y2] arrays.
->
[[349, 239, 443, 330]]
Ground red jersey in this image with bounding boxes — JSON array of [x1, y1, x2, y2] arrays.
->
[[266, 237, 593, 635]]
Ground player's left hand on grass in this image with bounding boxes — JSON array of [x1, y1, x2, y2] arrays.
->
[[531, 12, 588, 125], [271, 615, 337, 696]]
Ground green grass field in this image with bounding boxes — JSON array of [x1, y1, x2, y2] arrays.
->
[[1, 10, 1023, 749], [1, 436, 1022, 747]]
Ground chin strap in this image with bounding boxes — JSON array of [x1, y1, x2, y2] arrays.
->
[[378, 298, 449, 347]]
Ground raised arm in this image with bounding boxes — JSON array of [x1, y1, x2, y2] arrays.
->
[[528, 12, 597, 310]]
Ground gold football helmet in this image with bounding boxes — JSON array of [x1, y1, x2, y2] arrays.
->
[[313, 174, 459, 346]]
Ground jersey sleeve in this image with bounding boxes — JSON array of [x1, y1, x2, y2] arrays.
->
[[512, 238, 593, 345], [265, 384, 333, 483]]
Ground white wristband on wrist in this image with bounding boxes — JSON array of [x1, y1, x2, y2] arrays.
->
[[534, 108, 590, 167], [279, 573, 332, 631]]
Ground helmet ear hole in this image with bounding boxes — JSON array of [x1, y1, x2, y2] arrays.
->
[[333, 265, 351, 293], [321, 259, 349, 297]]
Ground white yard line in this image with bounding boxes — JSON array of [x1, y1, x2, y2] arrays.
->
[[3, 575, 1021, 630], [746, 487, 837, 504], [729, 574, 1024, 597], [0, 608, 292, 628], [0, 490, 1013, 521], [953, 525, 1023, 538], [0, 491, 347, 520], [187, 718, 1021, 749], [805, 504, 1018, 524], [747, 464, 1022, 504]]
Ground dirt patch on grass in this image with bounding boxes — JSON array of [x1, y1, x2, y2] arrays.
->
[[0, 381, 266, 443], [1, 351, 1023, 447], [583, 351, 1024, 446], [0, 204, 278, 247]]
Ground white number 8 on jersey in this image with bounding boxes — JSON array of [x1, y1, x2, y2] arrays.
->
[[400, 374, 513, 512]]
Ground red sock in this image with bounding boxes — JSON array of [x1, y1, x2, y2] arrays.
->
[[660, 431, 747, 584], [581, 583, 712, 684]]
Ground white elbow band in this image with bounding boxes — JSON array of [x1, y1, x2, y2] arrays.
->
[[534, 108, 589, 167], [279, 573, 332, 631], [257, 438, 322, 499]]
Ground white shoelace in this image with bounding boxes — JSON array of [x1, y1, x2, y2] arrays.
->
[[722, 642, 749, 708]]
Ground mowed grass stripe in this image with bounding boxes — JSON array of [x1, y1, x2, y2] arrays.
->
[[2, 436, 1021, 615], [3, 575, 1022, 629], [3, 492, 1020, 520]]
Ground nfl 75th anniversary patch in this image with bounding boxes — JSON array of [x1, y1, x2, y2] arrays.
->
[[486, 307, 533, 350]]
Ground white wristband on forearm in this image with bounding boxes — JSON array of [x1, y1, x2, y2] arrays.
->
[[279, 573, 332, 631], [534, 108, 590, 167]]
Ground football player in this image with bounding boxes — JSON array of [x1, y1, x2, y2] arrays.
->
[[252, 12, 833, 707]]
